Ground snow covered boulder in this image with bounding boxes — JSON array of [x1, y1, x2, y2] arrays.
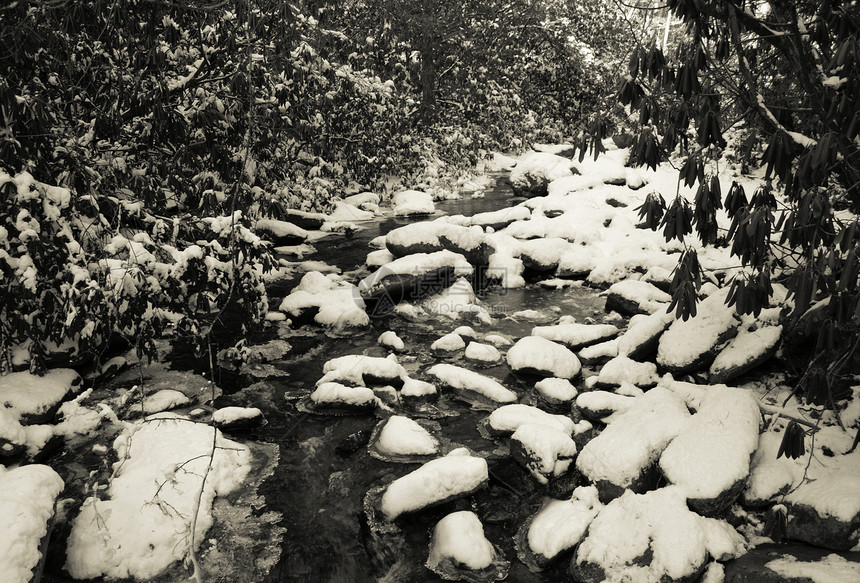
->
[[516, 486, 603, 571], [484, 404, 577, 438], [279, 271, 369, 329], [574, 390, 635, 423], [469, 205, 531, 231], [465, 342, 502, 366], [426, 511, 509, 581], [658, 385, 762, 515], [657, 289, 739, 374], [380, 449, 489, 520], [617, 310, 675, 361], [533, 377, 578, 409], [570, 487, 746, 583], [518, 237, 569, 272], [507, 336, 581, 380], [65, 416, 252, 580], [595, 356, 659, 390], [0, 368, 82, 424], [577, 339, 619, 364], [784, 486, 860, 551], [255, 217, 309, 245], [212, 406, 264, 430], [509, 152, 574, 197], [392, 189, 435, 216], [510, 423, 578, 485], [531, 323, 619, 351], [307, 382, 378, 414], [422, 277, 492, 324], [378, 330, 406, 352], [428, 364, 518, 406], [576, 387, 691, 502], [369, 415, 440, 462], [431, 332, 467, 354], [0, 464, 64, 583], [358, 251, 473, 311], [603, 279, 671, 317], [709, 325, 783, 383], [283, 208, 327, 230], [318, 354, 408, 388]]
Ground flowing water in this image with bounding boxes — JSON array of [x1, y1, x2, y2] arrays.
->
[[243, 178, 608, 583]]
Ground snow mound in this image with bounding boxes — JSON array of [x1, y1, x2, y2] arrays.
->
[[0, 464, 64, 583], [596, 355, 659, 388], [487, 403, 576, 436], [531, 323, 619, 350], [507, 336, 581, 379], [374, 416, 439, 456], [318, 354, 407, 386], [511, 423, 578, 484], [378, 330, 405, 351], [428, 364, 517, 404], [576, 387, 691, 496], [279, 271, 369, 328], [431, 332, 466, 352], [0, 368, 81, 420], [659, 385, 761, 510], [392, 189, 435, 216], [657, 289, 738, 372], [534, 377, 578, 404], [572, 487, 745, 583], [427, 511, 495, 570], [465, 342, 502, 364], [525, 486, 602, 561], [65, 417, 252, 580], [381, 450, 488, 520]]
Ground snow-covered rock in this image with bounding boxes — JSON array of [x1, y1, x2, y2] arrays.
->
[[385, 221, 489, 264], [510, 423, 578, 484], [370, 415, 439, 459], [574, 391, 635, 423], [0, 368, 82, 423], [309, 382, 378, 413], [603, 279, 671, 316], [531, 323, 619, 350], [616, 310, 674, 361], [428, 364, 518, 405], [595, 355, 659, 389], [485, 404, 577, 437], [392, 189, 435, 216], [358, 250, 473, 307], [518, 237, 569, 271], [255, 218, 309, 245], [431, 332, 467, 353], [380, 450, 489, 520], [212, 406, 264, 430], [507, 336, 581, 379], [422, 277, 492, 324], [571, 487, 746, 583], [659, 385, 762, 515], [657, 289, 739, 373], [709, 325, 782, 383], [279, 271, 369, 329], [509, 152, 574, 197], [577, 339, 619, 364], [464, 342, 502, 365], [378, 330, 406, 352], [534, 377, 578, 407], [576, 387, 691, 501], [0, 464, 64, 583], [426, 511, 509, 580], [518, 486, 603, 569], [65, 416, 252, 580]]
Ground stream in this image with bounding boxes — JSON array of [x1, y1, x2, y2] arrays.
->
[[242, 178, 607, 583]]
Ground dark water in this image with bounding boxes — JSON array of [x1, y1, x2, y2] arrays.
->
[[241, 178, 609, 583]]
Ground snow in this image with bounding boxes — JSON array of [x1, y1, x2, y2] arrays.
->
[[709, 325, 782, 377], [511, 423, 578, 483], [358, 250, 473, 293], [318, 354, 407, 386], [255, 218, 309, 240], [617, 310, 674, 357], [328, 199, 374, 222], [468, 205, 531, 229], [596, 355, 659, 387], [578, 338, 619, 361], [487, 404, 576, 435], [531, 323, 619, 349], [506, 336, 581, 379], [401, 378, 437, 398], [510, 152, 574, 192], [310, 382, 377, 406], [464, 342, 502, 364], [659, 386, 762, 500], [141, 388, 191, 414], [212, 406, 262, 425], [483, 333, 513, 347], [574, 487, 745, 582], [427, 511, 494, 570], [657, 288, 739, 370], [378, 331, 405, 351], [0, 406, 27, 446], [534, 377, 578, 403], [375, 416, 439, 456], [380, 450, 488, 520], [422, 277, 491, 323], [366, 248, 394, 267], [279, 271, 369, 328], [575, 390, 635, 419], [765, 554, 860, 583], [576, 387, 691, 489], [0, 464, 64, 583], [604, 279, 671, 313], [428, 364, 518, 403], [0, 368, 80, 418], [392, 189, 435, 216], [65, 416, 252, 580], [431, 332, 466, 352], [385, 220, 485, 256], [527, 486, 602, 559]]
